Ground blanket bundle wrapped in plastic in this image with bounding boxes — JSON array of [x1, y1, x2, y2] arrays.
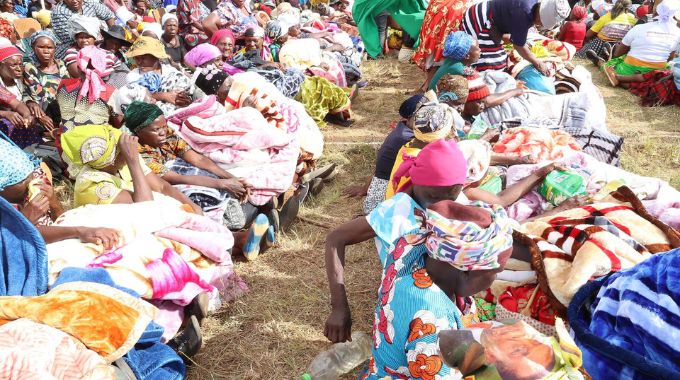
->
[[568, 248, 680, 379], [493, 127, 581, 161]]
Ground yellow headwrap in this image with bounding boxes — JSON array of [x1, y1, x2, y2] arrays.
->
[[60, 125, 122, 170], [33, 10, 51, 29]]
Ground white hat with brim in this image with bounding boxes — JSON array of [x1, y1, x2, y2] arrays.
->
[[539, 0, 570, 30]]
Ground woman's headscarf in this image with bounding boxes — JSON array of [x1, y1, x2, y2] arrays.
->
[[437, 75, 469, 104], [412, 91, 455, 143], [76, 45, 114, 104], [161, 13, 178, 28], [141, 22, 163, 39], [655, 0, 680, 25], [210, 29, 236, 46], [29, 30, 56, 63], [244, 26, 265, 39], [60, 124, 122, 171], [0, 138, 37, 191], [0, 18, 14, 40], [392, 139, 467, 193], [457, 140, 492, 184], [0, 44, 20, 62], [109, 83, 152, 115], [124, 101, 164, 134], [184, 43, 221, 67], [418, 201, 514, 271], [68, 14, 102, 41], [443, 31, 473, 61], [571, 5, 587, 21], [265, 19, 288, 40], [195, 68, 229, 95], [126, 36, 169, 60]]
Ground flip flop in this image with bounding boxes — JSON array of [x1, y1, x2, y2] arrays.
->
[[242, 214, 270, 261], [603, 66, 619, 87]]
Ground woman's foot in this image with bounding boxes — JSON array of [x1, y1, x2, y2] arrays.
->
[[242, 214, 271, 261], [168, 315, 202, 363], [585, 50, 604, 67]]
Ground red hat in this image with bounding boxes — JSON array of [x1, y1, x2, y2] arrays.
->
[[393, 139, 468, 193], [571, 6, 587, 20], [465, 72, 490, 103], [0, 46, 21, 62], [636, 5, 649, 18]]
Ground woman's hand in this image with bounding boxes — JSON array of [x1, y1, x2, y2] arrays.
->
[[324, 306, 352, 343], [175, 91, 192, 107], [118, 134, 140, 164], [217, 178, 248, 199], [1, 111, 25, 127], [533, 60, 550, 77], [21, 192, 50, 224], [27, 102, 46, 119], [343, 184, 368, 198], [77, 227, 122, 250]]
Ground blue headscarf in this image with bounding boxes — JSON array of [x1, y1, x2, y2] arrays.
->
[[0, 136, 38, 191], [29, 30, 57, 64], [443, 31, 473, 61]]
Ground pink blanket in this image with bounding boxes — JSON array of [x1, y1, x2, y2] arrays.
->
[[177, 107, 299, 205]]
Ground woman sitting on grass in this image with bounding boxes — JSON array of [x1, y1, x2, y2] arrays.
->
[[60, 124, 274, 260], [324, 139, 514, 379], [0, 137, 121, 247], [590, 0, 680, 87], [576, 0, 636, 60]]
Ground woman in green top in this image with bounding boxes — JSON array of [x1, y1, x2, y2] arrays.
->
[[428, 31, 481, 91]]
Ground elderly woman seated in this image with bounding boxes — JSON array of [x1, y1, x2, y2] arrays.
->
[[123, 101, 266, 232], [0, 43, 36, 147], [125, 36, 205, 115], [0, 137, 120, 247], [56, 45, 117, 131]]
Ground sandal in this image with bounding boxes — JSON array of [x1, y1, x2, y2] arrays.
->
[[603, 66, 619, 87], [300, 163, 337, 184], [242, 214, 271, 261]]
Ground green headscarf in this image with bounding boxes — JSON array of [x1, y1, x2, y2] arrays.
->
[[124, 101, 164, 134]]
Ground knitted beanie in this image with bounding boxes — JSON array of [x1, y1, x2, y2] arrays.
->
[[443, 31, 474, 61], [465, 72, 490, 102]]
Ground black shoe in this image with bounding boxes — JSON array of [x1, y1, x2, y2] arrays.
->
[[266, 207, 280, 232], [310, 177, 325, 196], [185, 292, 209, 325], [300, 163, 337, 184], [168, 315, 202, 364], [298, 182, 311, 204], [585, 50, 603, 66], [279, 194, 300, 232]]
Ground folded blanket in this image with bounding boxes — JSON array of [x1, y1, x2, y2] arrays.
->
[[569, 249, 680, 379], [0, 318, 115, 379], [519, 187, 680, 314], [493, 127, 581, 161], [0, 281, 156, 362]]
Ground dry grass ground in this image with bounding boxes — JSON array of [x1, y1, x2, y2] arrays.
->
[[186, 58, 679, 379]]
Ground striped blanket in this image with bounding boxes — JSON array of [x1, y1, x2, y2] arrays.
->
[[519, 187, 680, 313], [570, 248, 680, 379]]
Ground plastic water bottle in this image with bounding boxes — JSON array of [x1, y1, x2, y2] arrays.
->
[[308, 331, 372, 380]]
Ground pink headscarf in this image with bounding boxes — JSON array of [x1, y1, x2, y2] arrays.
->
[[184, 43, 222, 67], [76, 45, 113, 104], [210, 29, 236, 46], [392, 139, 468, 193]]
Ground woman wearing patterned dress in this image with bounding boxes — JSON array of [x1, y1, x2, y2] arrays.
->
[[323, 139, 514, 379]]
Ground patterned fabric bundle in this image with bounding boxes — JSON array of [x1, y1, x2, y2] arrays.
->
[[60, 124, 122, 173], [569, 248, 680, 379], [520, 189, 680, 310], [563, 126, 624, 166], [76, 46, 114, 104], [413, 201, 514, 271], [493, 127, 582, 162]]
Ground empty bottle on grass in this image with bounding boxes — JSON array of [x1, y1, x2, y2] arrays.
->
[[308, 331, 372, 380]]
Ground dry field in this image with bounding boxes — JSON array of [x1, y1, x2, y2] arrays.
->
[[187, 58, 680, 379]]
